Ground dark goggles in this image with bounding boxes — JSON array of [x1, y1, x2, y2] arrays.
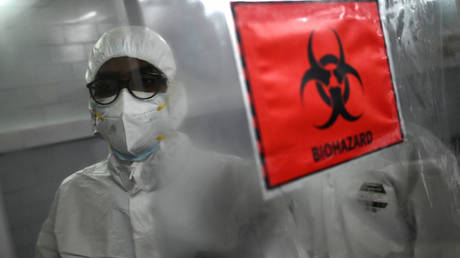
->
[[87, 72, 168, 105]]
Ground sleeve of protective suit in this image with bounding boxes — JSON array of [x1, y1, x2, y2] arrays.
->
[[35, 188, 60, 258], [222, 157, 264, 255], [229, 157, 264, 221], [406, 127, 460, 257], [221, 157, 305, 258]]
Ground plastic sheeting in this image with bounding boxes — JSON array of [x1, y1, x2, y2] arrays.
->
[[382, 0, 450, 136], [222, 1, 460, 257], [172, 0, 460, 256], [226, 0, 460, 257]]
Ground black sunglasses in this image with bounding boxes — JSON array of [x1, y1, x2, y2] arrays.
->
[[87, 72, 168, 105]]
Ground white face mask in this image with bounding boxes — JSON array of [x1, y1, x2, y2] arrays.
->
[[91, 89, 170, 160]]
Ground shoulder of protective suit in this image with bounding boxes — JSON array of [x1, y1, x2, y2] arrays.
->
[[169, 134, 257, 180], [164, 132, 244, 165], [58, 159, 111, 191], [192, 145, 252, 171]]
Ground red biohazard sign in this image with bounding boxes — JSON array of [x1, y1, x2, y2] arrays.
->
[[231, 0, 403, 189]]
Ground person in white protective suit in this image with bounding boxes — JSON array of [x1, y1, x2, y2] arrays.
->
[[35, 26, 263, 258], [249, 123, 460, 258]]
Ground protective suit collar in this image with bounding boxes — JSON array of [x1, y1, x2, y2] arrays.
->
[[107, 132, 189, 195]]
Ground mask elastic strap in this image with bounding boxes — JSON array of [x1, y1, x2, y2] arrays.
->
[[93, 110, 104, 121], [157, 100, 168, 111], [110, 135, 166, 163], [111, 143, 159, 163]]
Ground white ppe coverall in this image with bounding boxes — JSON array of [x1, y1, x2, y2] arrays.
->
[[35, 26, 261, 258], [251, 124, 460, 258]]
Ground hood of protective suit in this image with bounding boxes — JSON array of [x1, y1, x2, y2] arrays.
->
[[84, 26, 189, 193], [86, 26, 187, 133]]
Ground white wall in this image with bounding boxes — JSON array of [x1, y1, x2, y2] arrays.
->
[[0, 0, 128, 153]]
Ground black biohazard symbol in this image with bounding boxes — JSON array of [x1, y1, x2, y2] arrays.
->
[[300, 29, 363, 129]]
